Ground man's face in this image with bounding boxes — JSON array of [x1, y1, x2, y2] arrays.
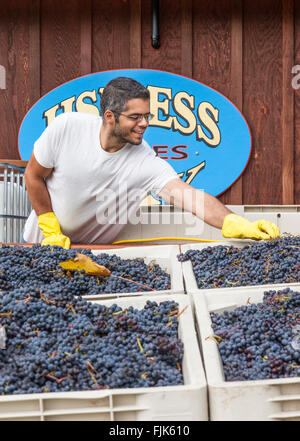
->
[[112, 98, 150, 145]]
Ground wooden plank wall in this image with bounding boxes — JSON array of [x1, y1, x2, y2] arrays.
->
[[0, 0, 299, 205]]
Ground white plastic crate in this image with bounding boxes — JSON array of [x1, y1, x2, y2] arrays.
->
[[0, 295, 207, 421], [116, 204, 300, 241], [113, 205, 207, 243], [180, 240, 300, 295], [232, 205, 300, 237], [192, 285, 300, 421], [80, 245, 184, 300]]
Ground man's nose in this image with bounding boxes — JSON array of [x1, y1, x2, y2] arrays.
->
[[137, 116, 149, 127]]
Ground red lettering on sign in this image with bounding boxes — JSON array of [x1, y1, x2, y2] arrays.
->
[[152, 145, 188, 160], [170, 145, 188, 160], [152, 145, 169, 159]]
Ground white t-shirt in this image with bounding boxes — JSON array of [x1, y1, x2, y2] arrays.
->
[[23, 112, 178, 244]]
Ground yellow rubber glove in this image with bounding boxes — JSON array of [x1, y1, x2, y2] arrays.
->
[[222, 213, 280, 240], [38, 212, 71, 249]]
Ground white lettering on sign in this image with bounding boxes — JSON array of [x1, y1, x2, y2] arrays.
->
[[41, 85, 221, 147]]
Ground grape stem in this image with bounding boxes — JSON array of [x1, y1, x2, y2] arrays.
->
[[111, 274, 156, 291]]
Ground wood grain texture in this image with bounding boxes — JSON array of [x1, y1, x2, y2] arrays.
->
[[92, 0, 130, 72], [192, 0, 232, 204], [0, 1, 31, 159], [129, 0, 142, 68], [294, 0, 300, 204], [282, 0, 294, 204], [80, 0, 92, 75], [181, 0, 193, 78], [192, 0, 232, 96], [40, 0, 81, 95], [227, 0, 243, 205], [242, 0, 283, 205], [141, 0, 182, 73], [29, 0, 40, 106], [92, 0, 114, 72], [0, 0, 298, 206]]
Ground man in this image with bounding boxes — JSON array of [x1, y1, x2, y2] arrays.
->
[[23, 77, 279, 248]]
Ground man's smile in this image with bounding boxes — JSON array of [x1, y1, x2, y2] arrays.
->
[[131, 128, 146, 140]]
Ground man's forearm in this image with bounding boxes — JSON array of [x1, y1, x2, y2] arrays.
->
[[178, 187, 232, 229], [159, 179, 232, 230], [159, 179, 279, 240], [199, 191, 232, 229], [25, 175, 53, 216]]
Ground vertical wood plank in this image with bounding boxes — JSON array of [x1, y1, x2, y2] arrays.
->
[[92, 0, 130, 72], [0, 3, 12, 158], [129, 0, 142, 67], [282, 0, 294, 204], [243, 0, 282, 205], [295, 0, 300, 204], [228, 0, 243, 205], [41, 0, 81, 95], [192, 0, 232, 204], [192, 0, 232, 96], [29, 0, 40, 106], [92, 0, 113, 72], [112, 1, 131, 69], [0, 1, 31, 159], [141, 0, 182, 73], [181, 0, 192, 78], [80, 0, 92, 75]]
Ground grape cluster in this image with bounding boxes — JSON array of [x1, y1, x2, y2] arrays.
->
[[0, 244, 171, 296], [210, 287, 300, 381], [178, 236, 300, 289], [0, 285, 184, 395]]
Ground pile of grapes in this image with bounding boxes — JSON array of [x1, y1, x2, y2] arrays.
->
[[210, 287, 300, 381], [0, 285, 184, 394], [178, 236, 300, 289], [0, 245, 183, 395], [0, 244, 171, 295]]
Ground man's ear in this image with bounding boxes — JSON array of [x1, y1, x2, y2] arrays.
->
[[103, 110, 116, 124]]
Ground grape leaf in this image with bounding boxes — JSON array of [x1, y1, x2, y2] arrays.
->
[[59, 253, 111, 277]]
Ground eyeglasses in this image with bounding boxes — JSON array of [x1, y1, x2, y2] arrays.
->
[[113, 112, 154, 122]]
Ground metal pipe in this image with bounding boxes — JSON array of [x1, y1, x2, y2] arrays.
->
[[151, 0, 160, 49], [22, 174, 26, 218], [16, 172, 20, 241], [22, 173, 26, 240], [10, 170, 14, 242], [3, 168, 7, 243], [0, 166, 28, 243]]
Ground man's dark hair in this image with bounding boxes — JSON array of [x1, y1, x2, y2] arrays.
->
[[100, 77, 150, 117]]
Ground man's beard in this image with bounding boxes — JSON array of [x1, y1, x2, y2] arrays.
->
[[112, 123, 144, 146]]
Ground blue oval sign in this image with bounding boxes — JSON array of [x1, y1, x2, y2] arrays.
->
[[18, 69, 252, 198]]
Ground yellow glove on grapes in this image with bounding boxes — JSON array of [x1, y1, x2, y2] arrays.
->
[[38, 212, 71, 249], [222, 214, 280, 240]]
